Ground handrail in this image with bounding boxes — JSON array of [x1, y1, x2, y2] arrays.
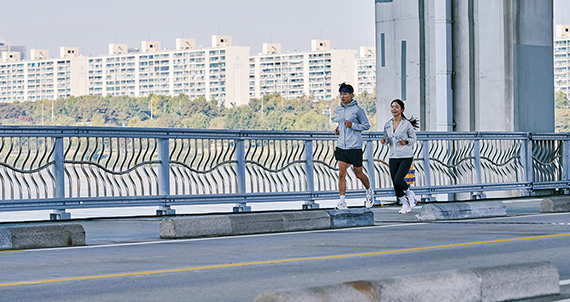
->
[[0, 125, 568, 219]]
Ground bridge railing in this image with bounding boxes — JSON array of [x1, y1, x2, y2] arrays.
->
[[0, 126, 568, 219]]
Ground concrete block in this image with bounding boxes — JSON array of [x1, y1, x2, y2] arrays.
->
[[255, 282, 379, 302], [159, 216, 232, 239], [416, 201, 506, 221], [325, 208, 374, 228], [0, 224, 85, 250], [374, 270, 481, 302], [541, 196, 570, 213], [255, 270, 481, 302], [281, 211, 330, 231], [229, 213, 285, 235], [471, 262, 559, 302], [255, 262, 559, 302]]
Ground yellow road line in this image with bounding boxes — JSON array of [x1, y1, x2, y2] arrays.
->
[[1, 232, 570, 288]]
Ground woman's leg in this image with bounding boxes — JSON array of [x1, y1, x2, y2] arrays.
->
[[390, 158, 412, 198]]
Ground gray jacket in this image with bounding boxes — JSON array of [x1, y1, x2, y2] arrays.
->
[[382, 118, 417, 158], [335, 99, 370, 150]]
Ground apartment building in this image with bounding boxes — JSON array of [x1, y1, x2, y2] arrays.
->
[[1, 36, 375, 105], [88, 36, 250, 106], [1, 36, 250, 106], [0, 47, 88, 102], [356, 46, 376, 94], [555, 25, 570, 96], [249, 40, 358, 101]]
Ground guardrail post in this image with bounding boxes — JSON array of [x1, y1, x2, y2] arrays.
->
[[233, 138, 251, 212], [521, 133, 535, 196], [157, 138, 175, 216], [563, 137, 570, 194], [50, 137, 70, 220], [303, 139, 318, 209], [471, 137, 486, 199], [365, 140, 377, 205], [421, 139, 435, 202]]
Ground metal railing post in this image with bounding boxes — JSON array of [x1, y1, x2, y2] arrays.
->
[[471, 137, 486, 199], [365, 140, 377, 205], [421, 139, 435, 202], [50, 137, 70, 220], [157, 138, 175, 215], [303, 139, 318, 209], [233, 138, 251, 212], [563, 137, 570, 194], [521, 133, 534, 196]]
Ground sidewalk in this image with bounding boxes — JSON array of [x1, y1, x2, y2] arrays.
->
[[0, 196, 548, 245]]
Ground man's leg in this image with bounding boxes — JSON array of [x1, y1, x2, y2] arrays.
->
[[338, 161, 348, 195], [353, 166, 370, 189], [336, 161, 349, 209], [354, 166, 374, 208]]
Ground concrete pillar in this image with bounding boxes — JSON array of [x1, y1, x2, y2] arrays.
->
[[374, 0, 554, 132]]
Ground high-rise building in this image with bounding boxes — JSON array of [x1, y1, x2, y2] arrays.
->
[[0, 36, 251, 106], [554, 24, 570, 96], [0, 36, 375, 105], [0, 39, 8, 52], [249, 40, 357, 101], [87, 36, 250, 106], [0, 46, 88, 102], [10, 46, 26, 60], [356, 46, 376, 95]]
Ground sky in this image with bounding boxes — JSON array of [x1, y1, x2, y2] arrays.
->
[[2, 0, 570, 58], [0, 0, 376, 57]]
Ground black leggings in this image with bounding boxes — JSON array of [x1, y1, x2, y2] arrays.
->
[[389, 157, 413, 198]]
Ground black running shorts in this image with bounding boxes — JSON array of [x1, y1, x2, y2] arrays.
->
[[334, 147, 363, 167]]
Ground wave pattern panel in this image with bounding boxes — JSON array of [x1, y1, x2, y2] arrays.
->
[[244, 139, 306, 193], [64, 137, 159, 198], [0, 136, 55, 200], [170, 138, 237, 195]]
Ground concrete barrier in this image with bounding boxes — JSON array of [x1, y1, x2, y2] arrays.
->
[[541, 196, 570, 213], [416, 201, 507, 221], [0, 224, 86, 250], [160, 209, 371, 239], [472, 262, 559, 302], [326, 208, 374, 228], [254, 262, 559, 302]]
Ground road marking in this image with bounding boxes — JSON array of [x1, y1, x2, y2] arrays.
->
[[1, 232, 570, 288], [561, 279, 570, 286]]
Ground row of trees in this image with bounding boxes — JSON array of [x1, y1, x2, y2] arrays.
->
[[555, 91, 570, 132], [0, 92, 377, 131]]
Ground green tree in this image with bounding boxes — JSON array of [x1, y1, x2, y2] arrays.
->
[[294, 111, 329, 131], [182, 113, 210, 129], [224, 106, 259, 130], [555, 91, 569, 109]]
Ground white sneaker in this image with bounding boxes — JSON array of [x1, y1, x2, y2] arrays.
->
[[406, 190, 417, 208], [398, 203, 411, 214], [365, 189, 374, 208], [336, 200, 347, 209]]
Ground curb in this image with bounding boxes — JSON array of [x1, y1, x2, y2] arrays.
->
[[541, 196, 570, 213], [159, 209, 373, 239], [0, 224, 86, 250], [254, 262, 559, 302], [416, 201, 507, 220]]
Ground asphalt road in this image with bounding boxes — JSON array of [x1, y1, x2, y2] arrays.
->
[[1, 199, 570, 302]]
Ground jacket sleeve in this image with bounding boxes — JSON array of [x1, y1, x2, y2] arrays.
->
[[350, 108, 370, 131], [382, 121, 391, 145], [406, 121, 417, 146]]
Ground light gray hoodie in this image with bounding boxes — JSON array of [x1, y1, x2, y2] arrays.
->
[[382, 118, 417, 158], [335, 99, 370, 150]]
